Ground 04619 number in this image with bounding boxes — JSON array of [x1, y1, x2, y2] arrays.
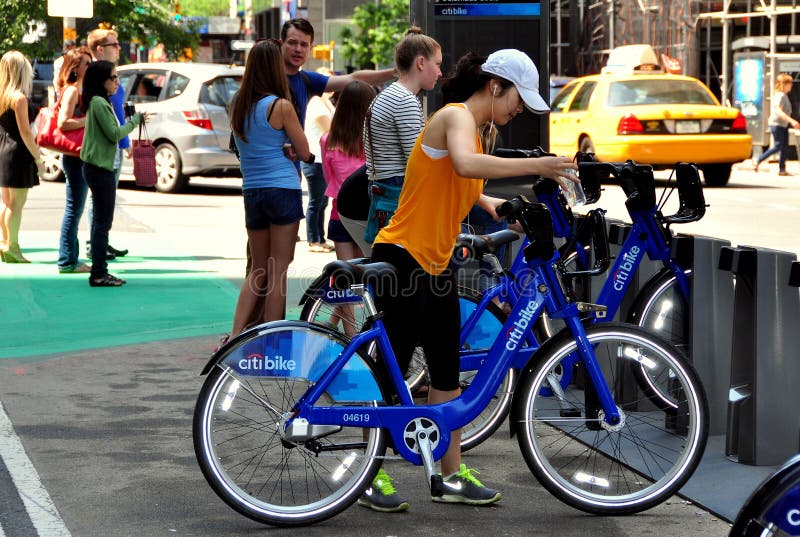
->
[[343, 413, 370, 423]]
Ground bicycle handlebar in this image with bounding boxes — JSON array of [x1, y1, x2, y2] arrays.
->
[[495, 196, 556, 262], [493, 147, 603, 205]]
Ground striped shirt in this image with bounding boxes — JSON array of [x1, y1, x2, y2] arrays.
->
[[364, 82, 424, 181]]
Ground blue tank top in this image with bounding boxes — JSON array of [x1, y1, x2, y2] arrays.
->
[[234, 95, 300, 191]]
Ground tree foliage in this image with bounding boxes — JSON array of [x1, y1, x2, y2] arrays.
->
[[339, 0, 409, 69], [183, 0, 230, 17], [0, 0, 200, 62]]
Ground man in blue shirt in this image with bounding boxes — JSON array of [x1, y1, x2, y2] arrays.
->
[[280, 18, 395, 126]]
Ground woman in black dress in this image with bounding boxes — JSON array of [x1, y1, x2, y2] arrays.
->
[[0, 51, 46, 263]]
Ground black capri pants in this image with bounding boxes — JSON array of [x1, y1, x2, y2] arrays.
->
[[370, 243, 461, 391]]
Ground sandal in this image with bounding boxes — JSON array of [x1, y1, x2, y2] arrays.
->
[[212, 334, 230, 354], [89, 274, 127, 287]]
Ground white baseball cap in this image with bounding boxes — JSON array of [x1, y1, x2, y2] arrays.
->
[[481, 49, 549, 113]]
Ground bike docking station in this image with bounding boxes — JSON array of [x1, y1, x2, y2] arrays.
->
[[672, 234, 735, 437], [719, 246, 800, 466]]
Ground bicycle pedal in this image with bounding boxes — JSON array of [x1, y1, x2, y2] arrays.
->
[[430, 474, 444, 497]]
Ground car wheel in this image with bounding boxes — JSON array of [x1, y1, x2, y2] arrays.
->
[[699, 163, 732, 187], [39, 148, 64, 182], [154, 143, 189, 193], [579, 136, 595, 155]]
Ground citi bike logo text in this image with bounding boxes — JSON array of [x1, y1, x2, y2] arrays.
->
[[326, 289, 354, 299], [788, 509, 800, 527], [505, 300, 538, 351], [612, 245, 641, 291], [238, 353, 296, 372]]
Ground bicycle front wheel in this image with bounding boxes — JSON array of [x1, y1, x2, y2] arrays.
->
[[193, 322, 388, 526], [514, 323, 708, 515], [729, 454, 800, 537]]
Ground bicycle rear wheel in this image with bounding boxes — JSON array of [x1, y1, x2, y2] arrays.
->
[[193, 322, 388, 526], [514, 323, 708, 515], [627, 269, 691, 411], [457, 286, 515, 452], [628, 268, 690, 353]]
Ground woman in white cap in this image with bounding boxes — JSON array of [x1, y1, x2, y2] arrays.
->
[[365, 49, 578, 509]]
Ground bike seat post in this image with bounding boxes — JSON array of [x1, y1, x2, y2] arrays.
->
[[416, 430, 443, 497], [350, 284, 378, 317], [483, 254, 505, 276]]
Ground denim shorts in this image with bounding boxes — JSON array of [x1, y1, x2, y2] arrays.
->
[[327, 218, 354, 243], [243, 187, 303, 229]]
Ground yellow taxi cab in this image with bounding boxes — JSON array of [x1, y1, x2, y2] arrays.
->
[[549, 45, 752, 186]]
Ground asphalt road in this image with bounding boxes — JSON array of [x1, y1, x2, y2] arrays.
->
[[3, 160, 799, 537]]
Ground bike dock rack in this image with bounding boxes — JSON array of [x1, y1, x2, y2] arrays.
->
[[719, 246, 800, 466], [672, 234, 735, 436]]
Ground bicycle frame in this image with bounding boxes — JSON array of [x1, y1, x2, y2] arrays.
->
[[488, 162, 698, 325], [285, 205, 621, 473]]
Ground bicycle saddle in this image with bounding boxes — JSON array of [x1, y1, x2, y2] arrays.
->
[[322, 260, 398, 291], [454, 229, 521, 261]]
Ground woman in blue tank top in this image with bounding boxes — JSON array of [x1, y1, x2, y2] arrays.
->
[[229, 40, 311, 335]]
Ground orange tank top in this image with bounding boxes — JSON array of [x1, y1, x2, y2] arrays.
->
[[373, 103, 484, 275]]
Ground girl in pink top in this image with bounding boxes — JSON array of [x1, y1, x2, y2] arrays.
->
[[320, 80, 376, 261]]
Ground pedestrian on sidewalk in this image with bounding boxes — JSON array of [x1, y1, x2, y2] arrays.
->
[[0, 51, 46, 264], [85, 28, 130, 260], [80, 61, 143, 287], [229, 40, 311, 334], [755, 73, 799, 176], [304, 67, 336, 253], [56, 46, 93, 274]]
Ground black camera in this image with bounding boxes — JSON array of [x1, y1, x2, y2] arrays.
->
[[123, 101, 136, 118]]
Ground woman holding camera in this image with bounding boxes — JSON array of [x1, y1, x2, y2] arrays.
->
[[80, 60, 143, 287]]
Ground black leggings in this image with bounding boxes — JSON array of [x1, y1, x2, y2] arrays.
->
[[371, 243, 461, 391]]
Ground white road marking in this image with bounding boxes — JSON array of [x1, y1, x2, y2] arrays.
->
[[0, 401, 71, 537]]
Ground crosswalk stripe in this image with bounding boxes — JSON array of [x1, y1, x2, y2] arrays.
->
[[0, 401, 71, 537]]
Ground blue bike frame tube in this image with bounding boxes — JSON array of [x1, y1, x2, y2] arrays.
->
[[594, 222, 651, 320]]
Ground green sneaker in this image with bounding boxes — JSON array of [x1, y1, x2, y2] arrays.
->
[[433, 464, 502, 505], [357, 468, 409, 513]]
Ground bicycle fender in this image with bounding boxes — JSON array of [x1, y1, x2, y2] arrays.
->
[[200, 320, 322, 375]]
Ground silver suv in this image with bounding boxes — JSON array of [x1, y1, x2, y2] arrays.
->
[[117, 62, 243, 192]]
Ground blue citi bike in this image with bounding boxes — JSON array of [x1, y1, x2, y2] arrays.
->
[[193, 197, 709, 526], [299, 155, 706, 451], [729, 454, 800, 537]]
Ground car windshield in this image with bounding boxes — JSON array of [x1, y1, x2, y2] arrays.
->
[[607, 79, 717, 106]]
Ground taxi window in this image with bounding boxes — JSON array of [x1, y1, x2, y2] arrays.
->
[[568, 82, 596, 111], [607, 79, 717, 106], [550, 82, 579, 112]]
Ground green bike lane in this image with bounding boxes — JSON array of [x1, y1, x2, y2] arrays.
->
[[0, 179, 732, 536]]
